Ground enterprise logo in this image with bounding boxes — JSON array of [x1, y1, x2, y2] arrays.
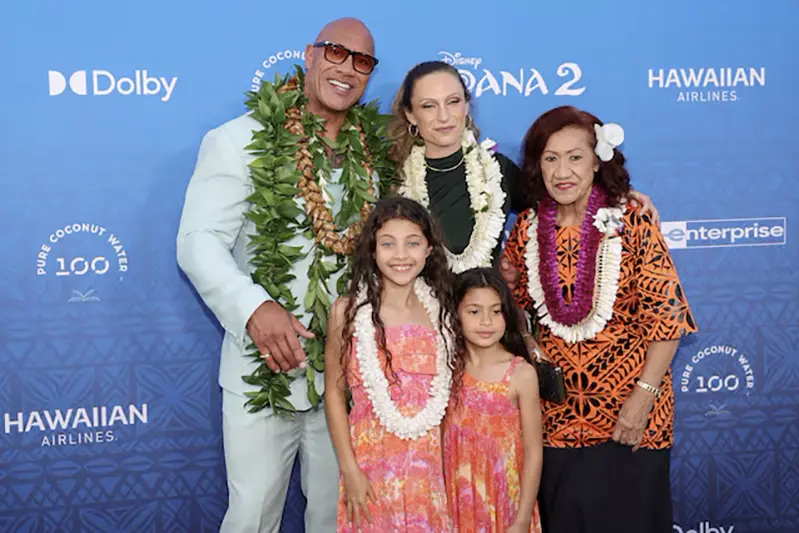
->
[[661, 218, 786, 249]]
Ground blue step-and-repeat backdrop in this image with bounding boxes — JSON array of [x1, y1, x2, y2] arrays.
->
[[1, 1, 797, 532]]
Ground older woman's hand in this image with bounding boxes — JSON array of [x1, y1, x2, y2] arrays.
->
[[612, 387, 656, 452]]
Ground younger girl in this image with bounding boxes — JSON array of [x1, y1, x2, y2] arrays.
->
[[445, 267, 543, 533], [324, 196, 456, 532]]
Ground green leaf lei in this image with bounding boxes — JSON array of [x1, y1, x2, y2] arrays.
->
[[240, 66, 396, 415]]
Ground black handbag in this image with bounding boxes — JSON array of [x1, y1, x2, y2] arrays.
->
[[535, 356, 567, 404], [524, 312, 566, 404]]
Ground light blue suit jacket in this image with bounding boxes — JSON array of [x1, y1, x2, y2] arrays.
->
[[177, 112, 349, 411]]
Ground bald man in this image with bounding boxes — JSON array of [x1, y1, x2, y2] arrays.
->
[[177, 18, 384, 532]]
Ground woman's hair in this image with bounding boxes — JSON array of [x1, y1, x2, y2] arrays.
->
[[449, 267, 532, 402], [387, 61, 480, 165], [341, 195, 455, 383], [518, 105, 631, 208]]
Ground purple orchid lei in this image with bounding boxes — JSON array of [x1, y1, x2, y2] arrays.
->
[[536, 185, 609, 326]]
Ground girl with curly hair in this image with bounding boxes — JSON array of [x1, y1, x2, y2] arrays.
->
[[323, 196, 456, 532]]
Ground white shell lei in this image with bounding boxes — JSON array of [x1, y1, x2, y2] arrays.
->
[[353, 278, 453, 440], [524, 207, 624, 344], [399, 130, 506, 273]]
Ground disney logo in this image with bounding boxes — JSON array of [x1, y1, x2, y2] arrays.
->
[[439, 51, 482, 70]]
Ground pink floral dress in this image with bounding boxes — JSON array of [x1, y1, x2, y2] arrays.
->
[[444, 356, 542, 532], [336, 324, 450, 532]]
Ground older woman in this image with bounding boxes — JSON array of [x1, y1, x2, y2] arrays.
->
[[503, 105, 697, 533], [387, 61, 659, 274]]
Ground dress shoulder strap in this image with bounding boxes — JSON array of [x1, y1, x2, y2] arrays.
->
[[501, 356, 525, 384]]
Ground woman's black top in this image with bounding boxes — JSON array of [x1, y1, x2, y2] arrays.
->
[[423, 148, 526, 265]]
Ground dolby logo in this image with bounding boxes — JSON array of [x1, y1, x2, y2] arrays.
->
[[48, 69, 178, 102]]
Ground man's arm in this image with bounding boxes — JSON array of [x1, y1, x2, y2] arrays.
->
[[177, 125, 310, 372], [176, 126, 268, 346]]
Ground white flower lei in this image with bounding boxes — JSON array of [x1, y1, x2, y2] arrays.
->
[[524, 207, 625, 344], [398, 129, 506, 273], [353, 278, 453, 440]]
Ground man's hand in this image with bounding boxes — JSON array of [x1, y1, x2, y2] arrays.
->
[[247, 301, 314, 373]]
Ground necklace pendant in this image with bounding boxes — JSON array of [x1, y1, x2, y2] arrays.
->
[[425, 156, 464, 173]]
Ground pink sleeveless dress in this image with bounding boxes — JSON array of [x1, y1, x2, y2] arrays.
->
[[336, 324, 450, 532], [444, 356, 543, 532]]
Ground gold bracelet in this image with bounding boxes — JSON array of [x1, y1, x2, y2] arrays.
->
[[636, 380, 662, 399]]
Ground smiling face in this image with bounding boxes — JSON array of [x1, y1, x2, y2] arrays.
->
[[304, 19, 375, 114], [404, 70, 470, 158], [539, 125, 600, 207], [374, 218, 432, 289]]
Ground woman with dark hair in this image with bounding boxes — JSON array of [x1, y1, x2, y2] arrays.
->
[[387, 61, 659, 276], [503, 105, 698, 533]]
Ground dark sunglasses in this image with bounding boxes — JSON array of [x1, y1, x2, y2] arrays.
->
[[312, 41, 379, 75]]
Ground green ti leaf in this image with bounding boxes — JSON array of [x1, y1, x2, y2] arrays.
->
[[242, 66, 392, 417]]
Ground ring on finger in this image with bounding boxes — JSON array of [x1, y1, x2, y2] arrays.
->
[[262, 352, 272, 359]]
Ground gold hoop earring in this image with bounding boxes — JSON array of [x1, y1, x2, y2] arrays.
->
[[408, 123, 419, 137]]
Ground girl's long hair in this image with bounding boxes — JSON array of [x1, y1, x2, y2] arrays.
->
[[450, 267, 532, 402], [341, 196, 455, 383]]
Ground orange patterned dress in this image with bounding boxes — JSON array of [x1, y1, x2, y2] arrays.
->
[[443, 357, 543, 533], [336, 324, 450, 532], [503, 204, 698, 450]]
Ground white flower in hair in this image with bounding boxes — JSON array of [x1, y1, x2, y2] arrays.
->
[[594, 123, 625, 162]]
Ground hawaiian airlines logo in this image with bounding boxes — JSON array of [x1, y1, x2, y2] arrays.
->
[[439, 51, 585, 98], [3, 403, 149, 447], [648, 66, 765, 103], [48, 69, 178, 102]]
